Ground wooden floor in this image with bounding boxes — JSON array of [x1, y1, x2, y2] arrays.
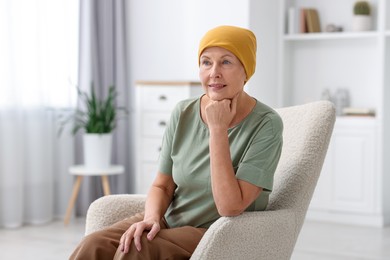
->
[[0, 218, 389, 259]]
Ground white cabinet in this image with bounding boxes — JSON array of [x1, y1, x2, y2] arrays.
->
[[278, 0, 390, 226], [308, 117, 382, 226], [134, 81, 203, 194]]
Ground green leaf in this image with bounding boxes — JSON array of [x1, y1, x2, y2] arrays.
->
[[57, 83, 128, 136]]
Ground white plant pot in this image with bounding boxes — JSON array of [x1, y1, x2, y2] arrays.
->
[[83, 133, 113, 169], [352, 15, 372, 31]]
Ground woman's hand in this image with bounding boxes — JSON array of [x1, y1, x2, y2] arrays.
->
[[119, 218, 161, 253], [118, 173, 175, 254], [205, 93, 239, 130]]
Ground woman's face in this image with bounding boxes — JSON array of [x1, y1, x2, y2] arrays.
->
[[199, 47, 247, 101]]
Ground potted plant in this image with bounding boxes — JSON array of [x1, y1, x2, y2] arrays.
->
[[59, 84, 127, 169], [352, 1, 372, 31]]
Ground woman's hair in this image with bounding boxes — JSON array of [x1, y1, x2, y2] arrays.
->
[[198, 25, 257, 81]]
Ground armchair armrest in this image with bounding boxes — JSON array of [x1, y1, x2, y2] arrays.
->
[[85, 194, 146, 235], [191, 209, 298, 260]]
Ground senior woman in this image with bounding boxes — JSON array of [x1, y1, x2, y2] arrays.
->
[[70, 25, 283, 260]]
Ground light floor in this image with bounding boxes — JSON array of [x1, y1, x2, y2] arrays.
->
[[0, 218, 389, 260]]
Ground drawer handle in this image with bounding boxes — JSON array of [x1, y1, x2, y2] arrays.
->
[[159, 121, 167, 127], [159, 95, 167, 101]]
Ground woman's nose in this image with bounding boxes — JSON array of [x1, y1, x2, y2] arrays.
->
[[210, 64, 221, 78]]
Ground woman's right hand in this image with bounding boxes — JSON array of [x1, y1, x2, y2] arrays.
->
[[119, 218, 161, 253], [205, 93, 239, 131]]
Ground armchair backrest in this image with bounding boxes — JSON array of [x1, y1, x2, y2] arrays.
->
[[269, 101, 335, 217]]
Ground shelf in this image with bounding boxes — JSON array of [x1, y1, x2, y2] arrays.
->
[[284, 31, 379, 41]]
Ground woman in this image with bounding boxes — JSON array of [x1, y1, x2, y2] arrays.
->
[[70, 25, 283, 260]]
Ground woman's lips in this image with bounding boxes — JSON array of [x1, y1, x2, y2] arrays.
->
[[209, 84, 226, 90]]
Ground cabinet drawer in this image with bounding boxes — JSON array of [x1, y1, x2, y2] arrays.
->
[[139, 86, 189, 111], [141, 112, 170, 137], [141, 137, 162, 162]]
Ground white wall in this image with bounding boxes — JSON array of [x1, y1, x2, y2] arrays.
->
[[128, 0, 250, 82], [248, 0, 279, 107]]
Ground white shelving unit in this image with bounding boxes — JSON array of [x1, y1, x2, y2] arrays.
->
[[278, 0, 390, 226], [283, 31, 379, 41]]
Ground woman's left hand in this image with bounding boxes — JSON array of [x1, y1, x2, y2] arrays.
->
[[205, 93, 239, 130], [119, 218, 161, 253]]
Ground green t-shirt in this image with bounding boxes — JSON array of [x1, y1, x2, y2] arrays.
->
[[158, 97, 283, 228]]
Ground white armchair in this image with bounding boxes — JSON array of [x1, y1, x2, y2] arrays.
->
[[85, 100, 336, 260]]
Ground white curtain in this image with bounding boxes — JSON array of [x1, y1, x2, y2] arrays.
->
[[75, 0, 133, 215], [0, 0, 79, 228]]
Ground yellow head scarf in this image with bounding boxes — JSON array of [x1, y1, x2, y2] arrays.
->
[[198, 25, 257, 82]]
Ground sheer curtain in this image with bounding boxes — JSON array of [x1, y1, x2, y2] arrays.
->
[[75, 0, 133, 215], [0, 0, 79, 228]]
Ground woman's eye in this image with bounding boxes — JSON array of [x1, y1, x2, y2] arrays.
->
[[222, 60, 231, 65], [201, 60, 211, 66]]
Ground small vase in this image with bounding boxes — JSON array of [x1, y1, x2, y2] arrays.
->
[[83, 133, 113, 169], [352, 15, 371, 31]]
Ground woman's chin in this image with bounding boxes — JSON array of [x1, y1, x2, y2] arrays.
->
[[206, 93, 231, 102]]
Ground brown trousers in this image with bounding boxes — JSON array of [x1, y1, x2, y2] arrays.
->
[[69, 212, 207, 260]]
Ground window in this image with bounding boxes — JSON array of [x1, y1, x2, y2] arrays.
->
[[0, 0, 79, 108]]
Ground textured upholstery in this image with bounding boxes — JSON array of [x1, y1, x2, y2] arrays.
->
[[85, 100, 336, 260]]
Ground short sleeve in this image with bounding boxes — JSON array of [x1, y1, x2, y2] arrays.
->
[[158, 102, 182, 175], [235, 114, 283, 191]]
